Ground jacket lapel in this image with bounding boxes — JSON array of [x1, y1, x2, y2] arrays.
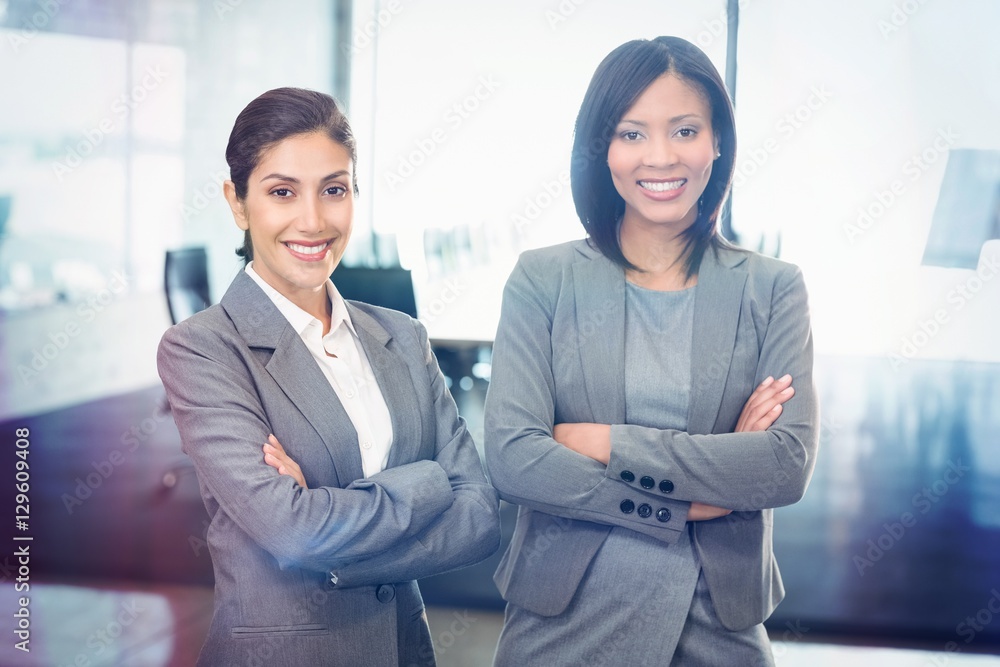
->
[[346, 303, 423, 470], [687, 245, 749, 435], [571, 244, 627, 424], [221, 271, 363, 486]]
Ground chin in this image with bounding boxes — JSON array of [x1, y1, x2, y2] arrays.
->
[[639, 210, 697, 229]]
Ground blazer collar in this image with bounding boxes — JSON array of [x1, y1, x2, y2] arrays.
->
[[345, 302, 423, 471], [571, 239, 748, 434], [220, 271, 421, 482], [221, 269, 290, 348], [571, 246, 627, 425], [688, 243, 749, 434]]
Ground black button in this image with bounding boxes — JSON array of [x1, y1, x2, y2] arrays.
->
[[656, 508, 672, 522], [376, 584, 395, 603], [659, 480, 674, 494], [620, 499, 635, 514], [620, 470, 635, 483], [637, 503, 652, 518], [640, 476, 655, 489]]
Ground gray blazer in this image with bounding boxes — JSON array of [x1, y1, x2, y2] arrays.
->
[[157, 270, 500, 666], [485, 239, 818, 631]]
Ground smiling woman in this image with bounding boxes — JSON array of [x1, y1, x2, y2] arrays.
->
[[223, 131, 355, 322], [485, 37, 818, 666], [608, 72, 721, 290], [156, 87, 500, 667]]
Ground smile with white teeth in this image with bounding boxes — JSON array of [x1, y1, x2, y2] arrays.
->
[[639, 179, 685, 192], [285, 241, 330, 255]]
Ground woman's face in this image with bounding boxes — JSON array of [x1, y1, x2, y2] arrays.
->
[[607, 72, 717, 235], [225, 131, 354, 304]]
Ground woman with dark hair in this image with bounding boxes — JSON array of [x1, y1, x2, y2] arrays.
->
[[485, 37, 818, 665], [157, 87, 500, 666]]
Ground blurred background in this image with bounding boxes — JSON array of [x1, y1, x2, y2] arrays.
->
[[0, 0, 998, 665]]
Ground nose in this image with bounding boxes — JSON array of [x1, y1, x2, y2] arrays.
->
[[297, 193, 325, 234], [643, 135, 677, 168]]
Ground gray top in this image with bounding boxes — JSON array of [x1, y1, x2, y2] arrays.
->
[[492, 280, 704, 664], [624, 281, 695, 431], [486, 238, 819, 634]]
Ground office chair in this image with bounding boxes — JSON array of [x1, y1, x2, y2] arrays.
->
[[159, 247, 212, 428], [164, 247, 211, 325], [330, 264, 418, 317]]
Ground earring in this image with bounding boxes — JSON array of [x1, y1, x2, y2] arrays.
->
[[714, 150, 721, 160]]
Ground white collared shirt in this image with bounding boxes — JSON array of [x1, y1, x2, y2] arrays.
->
[[245, 263, 393, 478]]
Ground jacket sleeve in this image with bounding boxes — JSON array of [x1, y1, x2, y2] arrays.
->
[[605, 265, 819, 511], [326, 319, 501, 587], [157, 320, 455, 573], [484, 255, 690, 544]]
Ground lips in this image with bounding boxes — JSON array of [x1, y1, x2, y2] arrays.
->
[[638, 179, 686, 193], [283, 240, 332, 262], [635, 178, 688, 202]]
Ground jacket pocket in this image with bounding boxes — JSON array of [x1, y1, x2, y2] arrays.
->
[[231, 624, 330, 638]]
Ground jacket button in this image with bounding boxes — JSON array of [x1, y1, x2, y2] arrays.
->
[[620, 470, 635, 483], [376, 584, 395, 603], [640, 476, 655, 489], [656, 508, 671, 522], [659, 480, 674, 494], [637, 503, 652, 518], [620, 499, 635, 514]]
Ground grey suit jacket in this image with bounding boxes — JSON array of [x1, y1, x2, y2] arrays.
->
[[485, 239, 818, 631], [157, 270, 500, 666]]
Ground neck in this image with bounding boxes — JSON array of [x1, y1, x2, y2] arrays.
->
[[619, 215, 696, 290], [303, 291, 333, 335], [283, 284, 332, 333]]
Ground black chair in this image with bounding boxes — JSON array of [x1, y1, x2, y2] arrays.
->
[[160, 247, 211, 422], [330, 264, 418, 318], [164, 247, 211, 324]]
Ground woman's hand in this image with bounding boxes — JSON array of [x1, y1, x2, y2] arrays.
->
[[735, 374, 794, 433], [263, 434, 307, 488], [688, 503, 732, 521], [552, 423, 612, 465], [689, 375, 794, 522], [556, 377, 793, 521]]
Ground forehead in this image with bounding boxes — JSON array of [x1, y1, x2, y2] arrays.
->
[[255, 132, 353, 174], [623, 73, 712, 118]]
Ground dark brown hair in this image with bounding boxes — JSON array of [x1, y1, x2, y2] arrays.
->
[[225, 87, 359, 264], [570, 36, 737, 277]]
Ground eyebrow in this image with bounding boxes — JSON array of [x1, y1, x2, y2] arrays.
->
[[259, 171, 350, 183], [617, 113, 705, 126]]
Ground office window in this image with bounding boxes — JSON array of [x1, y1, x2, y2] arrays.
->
[[348, 0, 729, 341], [0, 0, 338, 417]]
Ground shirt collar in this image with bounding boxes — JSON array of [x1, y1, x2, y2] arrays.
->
[[245, 262, 358, 339]]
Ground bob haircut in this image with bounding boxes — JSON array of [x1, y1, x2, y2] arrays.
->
[[570, 36, 737, 277], [225, 87, 359, 265]]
